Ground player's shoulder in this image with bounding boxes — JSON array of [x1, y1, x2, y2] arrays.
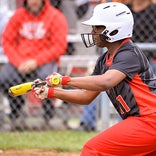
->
[[117, 40, 137, 55], [115, 40, 143, 61]]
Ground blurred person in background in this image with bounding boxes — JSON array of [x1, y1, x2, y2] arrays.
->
[[1, 0, 68, 130], [128, 0, 156, 74], [111, 0, 131, 4]]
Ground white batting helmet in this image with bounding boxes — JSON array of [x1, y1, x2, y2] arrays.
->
[[81, 2, 134, 47]]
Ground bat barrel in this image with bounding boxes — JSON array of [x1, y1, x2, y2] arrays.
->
[[8, 81, 47, 97], [8, 82, 33, 97]]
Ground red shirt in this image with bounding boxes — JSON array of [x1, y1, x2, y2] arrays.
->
[[2, 1, 68, 67]]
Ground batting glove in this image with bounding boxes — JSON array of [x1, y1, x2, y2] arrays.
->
[[46, 72, 70, 87], [32, 85, 54, 100], [32, 79, 54, 100]]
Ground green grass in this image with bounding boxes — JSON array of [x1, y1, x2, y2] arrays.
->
[[0, 131, 97, 152]]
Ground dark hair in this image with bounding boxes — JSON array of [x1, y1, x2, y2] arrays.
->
[[23, 0, 45, 9]]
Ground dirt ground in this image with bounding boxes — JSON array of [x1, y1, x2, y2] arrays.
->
[[0, 149, 80, 156]]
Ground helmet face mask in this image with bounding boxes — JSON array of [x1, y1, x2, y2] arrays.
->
[[81, 33, 95, 48], [81, 25, 110, 48], [81, 31, 110, 48], [81, 2, 134, 48]]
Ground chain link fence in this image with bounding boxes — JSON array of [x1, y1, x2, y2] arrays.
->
[[0, 0, 108, 133], [0, 0, 156, 135]]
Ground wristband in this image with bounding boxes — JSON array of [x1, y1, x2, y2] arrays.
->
[[47, 88, 54, 98], [62, 76, 71, 85]]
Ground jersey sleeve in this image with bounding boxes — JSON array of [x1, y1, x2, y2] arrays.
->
[[109, 50, 141, 80], [92, 55, 104, 76]]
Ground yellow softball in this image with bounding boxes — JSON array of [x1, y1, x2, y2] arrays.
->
[[51, 75, 60, 85]]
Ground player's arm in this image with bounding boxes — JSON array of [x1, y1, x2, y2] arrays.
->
[[54, 89, 100, 105], [33, 84, 100, 105], [33, 69, 125, 102], [68, 69, 126, 91], [47, 69, 126, 91]]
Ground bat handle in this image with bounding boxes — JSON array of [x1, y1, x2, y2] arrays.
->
[[33, 81, 47, 87]]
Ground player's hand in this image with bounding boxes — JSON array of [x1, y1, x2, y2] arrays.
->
[[32, 85, 54, 100], [33, 78, 43, 85], [46, 72, 70, 87], [18, 59, 37, 75]]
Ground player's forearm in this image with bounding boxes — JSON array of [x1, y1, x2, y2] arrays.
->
[[67, 75, 110, 91], [54, 88, 93, 105]]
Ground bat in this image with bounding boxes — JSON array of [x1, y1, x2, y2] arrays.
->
[[8, 75, 60, 97], [8, 81, 46, 97]]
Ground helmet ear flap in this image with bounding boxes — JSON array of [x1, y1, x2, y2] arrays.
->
[[100, 34, 108, 41], [100, 29, 110, 41], [100, 29, 119, 41]]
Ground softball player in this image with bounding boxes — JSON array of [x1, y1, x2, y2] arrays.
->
[[33, 2, 156, 155]]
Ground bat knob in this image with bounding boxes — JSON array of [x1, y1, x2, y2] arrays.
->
[[8, 89, 15, 97], [51, 75, 60, 85]]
